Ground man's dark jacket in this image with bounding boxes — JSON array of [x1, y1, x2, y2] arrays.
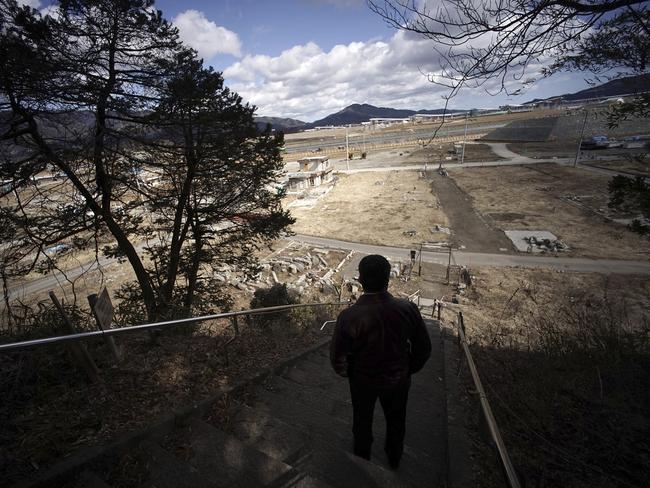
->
[[330, 291, 432, 388]]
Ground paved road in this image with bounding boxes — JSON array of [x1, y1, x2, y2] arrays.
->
[[6, 256, 110, 301], [332, 157, 574, 173], [284, 122, 507, 153], [290, 235, 650, 275], [329, 152, 640, 178], [5, 242, 296, 301], [480, 141, 535, 162]]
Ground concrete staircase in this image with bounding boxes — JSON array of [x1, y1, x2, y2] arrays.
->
[[38, 320, 460, 488]]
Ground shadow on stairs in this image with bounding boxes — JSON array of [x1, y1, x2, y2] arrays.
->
[[17, 320, 475, 488]]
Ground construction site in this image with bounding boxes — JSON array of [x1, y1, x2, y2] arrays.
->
[[2, 106, 649, 488]]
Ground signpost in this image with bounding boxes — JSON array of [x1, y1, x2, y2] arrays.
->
[[88, 288, 121, 362]]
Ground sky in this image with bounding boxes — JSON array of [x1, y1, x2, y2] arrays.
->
[[25, 0, 601, 122]]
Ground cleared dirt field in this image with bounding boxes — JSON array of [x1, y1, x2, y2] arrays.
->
[[288, 171, 450, 247], [582, 158, 650, 176], [405, 143, 504, 164], [449, 164, 649, 260]]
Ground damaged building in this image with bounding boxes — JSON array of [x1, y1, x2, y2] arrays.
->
[[286, 156, 333, 192]]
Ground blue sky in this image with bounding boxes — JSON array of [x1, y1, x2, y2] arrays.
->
[[29, 0, 602, 122]]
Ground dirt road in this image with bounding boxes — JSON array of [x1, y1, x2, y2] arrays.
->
[[429, 172, 514, 253]]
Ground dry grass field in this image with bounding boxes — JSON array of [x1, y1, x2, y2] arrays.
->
[[287, 171, 450, 247], [582, 158, 650, 176], [447, 266, 650, 337], [444, 266, 650, 488], [449, 164, 649, 260]]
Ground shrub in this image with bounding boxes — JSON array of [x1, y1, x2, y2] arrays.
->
[[249, 284, 299, 332]]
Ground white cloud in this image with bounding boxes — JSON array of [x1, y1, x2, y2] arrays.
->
[[224, 30, 459, 121], [173, 10, 242, 60], [222, 27, 578, 121], [21, 0, 41, 8]]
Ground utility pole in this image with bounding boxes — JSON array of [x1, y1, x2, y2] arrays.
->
[[460, 112, 469, 164], [345, 126, 350, 170], [574, 109, 588, 168]]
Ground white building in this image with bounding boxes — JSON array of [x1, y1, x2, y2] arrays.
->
[[368, 117, 410, 126], [286, 156, 333, 192], [409, 113, 467, 123]]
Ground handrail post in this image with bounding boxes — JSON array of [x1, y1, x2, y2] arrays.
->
[[458, 311, 466, 337], [49, 291, 101, 384], [232, 315, 239, 337]]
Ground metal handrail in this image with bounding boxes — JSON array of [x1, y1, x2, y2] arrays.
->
[[407, 289, 421, 307], [0, 301, 348, 353], [455, 311, 521, 488]]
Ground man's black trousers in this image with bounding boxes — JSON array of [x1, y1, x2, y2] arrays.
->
[[348, 377, 411, 465]]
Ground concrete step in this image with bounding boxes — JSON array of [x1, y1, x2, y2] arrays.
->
[[208, 398, 409, 487], [265, 383, 439, 483], [211, 398, 316, 462], [270, 369, 443, 438], [244, 386, 353, 448], [137, 440, 217, 488], [284, 443, 410, 488], [263, 374, 351, 419], [279, 359, 348, 397], [402, 319, 447, 485], [176, 417, 308, 488], [442, 327, 475, 488], [243, 334, 446, 486], [179, 416, 334, 488], [127, 319, 448, 488]]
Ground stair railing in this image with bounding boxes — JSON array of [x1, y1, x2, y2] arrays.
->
[[455, 311, 522, 488], [407, 289, 421, 307], [0, 301, 349, 354]]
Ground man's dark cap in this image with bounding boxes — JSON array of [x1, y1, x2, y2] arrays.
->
[[358, 254, 391, 292]]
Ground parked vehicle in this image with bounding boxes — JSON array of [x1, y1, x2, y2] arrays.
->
[[580, 135, 609, 150], [44, 244, 71, 256]]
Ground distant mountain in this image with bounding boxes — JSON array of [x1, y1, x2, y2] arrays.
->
[[254, 116, 308, 133], [309, 103, 464, 127], [526, 73, 650, 104]]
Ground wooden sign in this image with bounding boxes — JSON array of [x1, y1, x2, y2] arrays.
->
[[88, 288, 120, 363], [92, 288, 114, 330]]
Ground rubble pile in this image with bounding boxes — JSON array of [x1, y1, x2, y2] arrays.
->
[[214, 248, 353, 296], [431, 224, 451, 234], [524, 235, 568, 252]]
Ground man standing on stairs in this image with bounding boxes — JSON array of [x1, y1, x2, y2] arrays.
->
[[330, 254, 432, 469]]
